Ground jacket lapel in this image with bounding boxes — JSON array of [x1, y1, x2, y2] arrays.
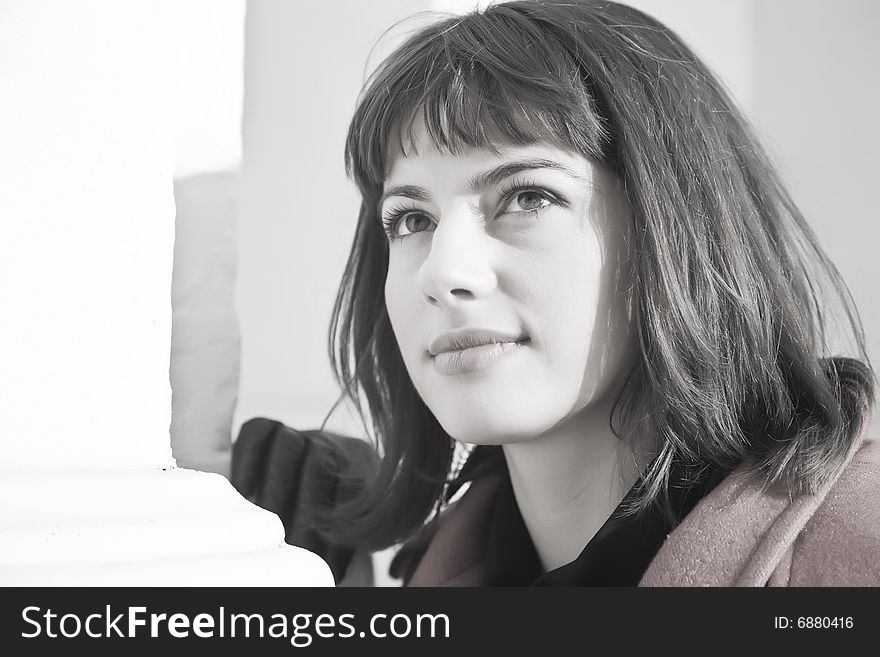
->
[[638, 465, 797, 586], [407, 472, 502, 586], [640, 440, 865, 586]]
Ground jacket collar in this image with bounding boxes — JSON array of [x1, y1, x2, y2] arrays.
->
[[641, 439, 866, 586]]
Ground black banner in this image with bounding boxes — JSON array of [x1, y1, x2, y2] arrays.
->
[[1, 587, 875, 654]]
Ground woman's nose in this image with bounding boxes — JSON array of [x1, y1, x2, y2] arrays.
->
[[417, 207, 497, 308]]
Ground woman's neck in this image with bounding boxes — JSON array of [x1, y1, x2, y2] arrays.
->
[[501, 399, 649, 573]]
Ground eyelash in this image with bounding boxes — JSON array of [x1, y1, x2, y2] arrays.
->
[[381, 202, 424, 243], [380, 179, 566, 242]]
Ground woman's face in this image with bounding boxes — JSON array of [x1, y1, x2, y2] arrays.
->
[[381, 123, 635, 445]]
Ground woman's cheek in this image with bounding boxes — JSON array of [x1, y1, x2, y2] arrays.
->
[[385, 267, 422, 362]]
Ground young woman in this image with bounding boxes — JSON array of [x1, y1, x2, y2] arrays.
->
[[236, 0, 879, 586]]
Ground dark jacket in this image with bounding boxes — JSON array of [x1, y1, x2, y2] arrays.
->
[[231, 417, 377, 584]]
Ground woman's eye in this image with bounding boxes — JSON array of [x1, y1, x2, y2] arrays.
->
[[501, 190, 552, 214], [399, 213, 432, 236], [383, 210, 433, 240]]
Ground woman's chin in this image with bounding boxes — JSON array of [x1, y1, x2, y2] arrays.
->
[[436, 411, 553, 447]]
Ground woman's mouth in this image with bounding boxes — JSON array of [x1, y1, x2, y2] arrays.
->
[[431, 338, 529, 375]]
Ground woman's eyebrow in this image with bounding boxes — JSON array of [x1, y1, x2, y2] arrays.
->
[[378, 158, 585, 213], [377, 185, 430, 212], [467, 158, 586, 193]]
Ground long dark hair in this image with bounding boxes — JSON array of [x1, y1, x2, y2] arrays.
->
[[320, 0, 875, 551]]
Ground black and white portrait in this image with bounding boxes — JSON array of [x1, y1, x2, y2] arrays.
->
[[2, 0, 879, 600]]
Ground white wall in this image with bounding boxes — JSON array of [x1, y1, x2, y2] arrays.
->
[[752, 0, 880, 440], [168, 1, 246, 474], [0, 0, 178, 470], [234, 0, 435, 438]]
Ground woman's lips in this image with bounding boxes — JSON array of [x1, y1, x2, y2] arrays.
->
[[431, 339, 528, 375]]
